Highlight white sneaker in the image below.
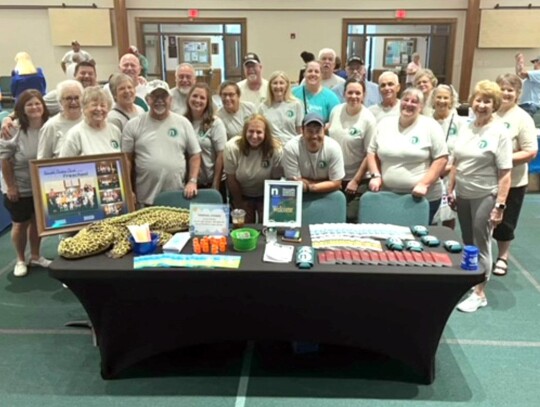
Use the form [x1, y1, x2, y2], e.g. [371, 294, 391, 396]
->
[29, 257, 52, 268]
[14, 261, 28, 277]
[457, 292, 488, 313]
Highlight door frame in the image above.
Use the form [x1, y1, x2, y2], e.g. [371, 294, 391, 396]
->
[135, 17, 247, 82]
[342, 18, 456, 87]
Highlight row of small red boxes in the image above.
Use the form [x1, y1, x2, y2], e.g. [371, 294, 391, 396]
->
[318, 250, 453, 267]
[193, 236, 228, 254]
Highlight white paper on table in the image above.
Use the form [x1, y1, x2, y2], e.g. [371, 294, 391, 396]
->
[127, 224, 151, 242]
[263, 242, 295, 263]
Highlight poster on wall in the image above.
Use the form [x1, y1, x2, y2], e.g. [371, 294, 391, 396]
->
[178, 36, 211, 67]
[29, 153, 135, 236]
[383, 38, 416, 67]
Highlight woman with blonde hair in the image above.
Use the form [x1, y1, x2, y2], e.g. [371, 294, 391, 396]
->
[258, 71, 304, 145]
[450, 80, 512, 312]
[10, 52, 46, 100]
[414, 68, 438, 116]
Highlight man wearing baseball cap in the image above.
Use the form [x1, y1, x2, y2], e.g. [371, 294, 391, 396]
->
[237, 52, 268, 108]
[282, 112, 345, 194]
[515, 53, 540, 117]
[122, 80, 202, 206]
[332, 55, 382, 107]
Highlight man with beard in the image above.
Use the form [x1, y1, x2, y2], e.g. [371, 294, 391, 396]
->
[122, 80, 201, 206]
[170, 63, 196, 115]
[332, 56, 382, 107]
[368, 71, 401, 122]
[282, 112, 344, 193]
[317, 48, 345, 89]
[237, 53, 268, 108]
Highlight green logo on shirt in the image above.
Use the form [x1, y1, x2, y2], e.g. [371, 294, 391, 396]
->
[168, 128, 178, 137]
[504, 122, 510, 129]
[111, 140, 119, 149]
[349, 128, 362, 137]
[410, 136, 419, 144]
[287, 110, 295, 118]
[449, 124, 457, 135]
[478, 140, 488, 149]
[318, 160, 328, 169]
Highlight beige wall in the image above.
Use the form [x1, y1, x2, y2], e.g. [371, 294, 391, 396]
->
[0, 0, 117, 89]
[1, 0, 539, 100]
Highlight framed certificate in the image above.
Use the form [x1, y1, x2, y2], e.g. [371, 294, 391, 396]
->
[263, 180, 303, 228]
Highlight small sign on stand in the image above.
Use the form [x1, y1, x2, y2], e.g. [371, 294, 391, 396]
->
[189, 204, 230, 236]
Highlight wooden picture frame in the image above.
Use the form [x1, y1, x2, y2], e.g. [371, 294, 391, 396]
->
[383, 38, 417, 67]
[30, 153, 135, 237]
[178, 36, 212, 68]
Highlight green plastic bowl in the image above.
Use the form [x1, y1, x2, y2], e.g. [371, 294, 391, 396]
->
[230, 228, 260, 252]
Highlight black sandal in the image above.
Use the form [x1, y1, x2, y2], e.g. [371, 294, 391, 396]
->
[493, 258, 508, 276]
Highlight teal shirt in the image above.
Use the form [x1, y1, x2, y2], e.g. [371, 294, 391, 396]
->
[292, 85, 340, 123]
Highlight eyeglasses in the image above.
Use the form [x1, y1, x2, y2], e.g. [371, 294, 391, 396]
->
[62, 96, 80, 102]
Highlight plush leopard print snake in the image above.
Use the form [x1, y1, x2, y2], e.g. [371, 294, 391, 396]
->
[58, 206, 190, 259]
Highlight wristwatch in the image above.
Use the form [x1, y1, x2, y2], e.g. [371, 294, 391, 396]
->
[494, 202, 506, 210]
[187, 178, 197, 184]
[370, 173, 381, 179]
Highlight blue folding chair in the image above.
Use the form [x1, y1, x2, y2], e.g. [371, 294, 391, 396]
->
[359, 191, 429, 226]
[153, 189, 223, 209]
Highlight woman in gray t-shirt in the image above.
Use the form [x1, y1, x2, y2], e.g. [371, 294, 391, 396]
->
[0, 89, 52, 277]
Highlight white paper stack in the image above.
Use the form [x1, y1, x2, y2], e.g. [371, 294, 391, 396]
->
[263, 242, 294, 263]
[162, 232, 191, 253]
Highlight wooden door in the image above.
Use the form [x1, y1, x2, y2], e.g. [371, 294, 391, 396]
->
[224, 35, 242, 82]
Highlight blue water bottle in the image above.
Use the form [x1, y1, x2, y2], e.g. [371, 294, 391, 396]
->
[461, 245, 479, 270]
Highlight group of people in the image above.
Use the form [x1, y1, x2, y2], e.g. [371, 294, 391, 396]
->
[0, 46, 538, 316]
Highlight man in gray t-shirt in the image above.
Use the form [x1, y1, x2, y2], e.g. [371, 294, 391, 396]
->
[122, 80, 201, 206]
[282, 112, 345, 194]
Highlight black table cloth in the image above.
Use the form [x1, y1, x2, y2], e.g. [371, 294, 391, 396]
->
[49, 226, 484, 382]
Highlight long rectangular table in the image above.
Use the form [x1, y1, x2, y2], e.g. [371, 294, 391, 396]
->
[49, 226, 484, 383]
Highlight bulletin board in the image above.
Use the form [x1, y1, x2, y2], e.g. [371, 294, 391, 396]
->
[178, 37, 212, 68]
[479, 10, 540, 48]
[48, 8, 113, 46]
